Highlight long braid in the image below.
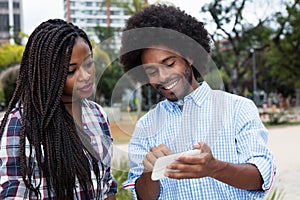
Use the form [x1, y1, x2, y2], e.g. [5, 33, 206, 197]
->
[0, 19, 101, 199]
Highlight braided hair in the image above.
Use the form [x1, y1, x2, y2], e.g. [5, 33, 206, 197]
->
[0, 19, 101, 199]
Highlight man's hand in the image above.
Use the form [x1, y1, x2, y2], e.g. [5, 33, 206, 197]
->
[164, 142, 217, 179]
[143, 144, 173, 172]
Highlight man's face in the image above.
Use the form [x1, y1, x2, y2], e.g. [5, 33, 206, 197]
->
[141, 47, 199, 101]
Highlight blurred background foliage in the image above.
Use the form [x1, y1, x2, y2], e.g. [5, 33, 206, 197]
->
[0, 0, 299, 111]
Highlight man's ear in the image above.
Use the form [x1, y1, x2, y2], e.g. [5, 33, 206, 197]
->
[186, 57, 193, 67]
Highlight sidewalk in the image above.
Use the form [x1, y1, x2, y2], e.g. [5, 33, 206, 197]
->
[267, 125, 300, 199]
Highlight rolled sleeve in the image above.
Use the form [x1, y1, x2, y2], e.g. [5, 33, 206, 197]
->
[122, 172, 139, 200]
[248, 156, 276, 191]
[235, 100, 277, 198]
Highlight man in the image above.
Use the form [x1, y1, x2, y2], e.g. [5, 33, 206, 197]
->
[119, 4, 276, 200]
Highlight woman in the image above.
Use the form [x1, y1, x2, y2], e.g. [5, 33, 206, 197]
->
[0, 19, 117, 199]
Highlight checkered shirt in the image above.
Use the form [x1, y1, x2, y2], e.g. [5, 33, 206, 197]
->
[123, 82, 276, 200]
[0, 99, 117, 199]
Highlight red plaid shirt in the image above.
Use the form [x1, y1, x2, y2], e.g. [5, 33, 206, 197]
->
[0, 99, 117, 199]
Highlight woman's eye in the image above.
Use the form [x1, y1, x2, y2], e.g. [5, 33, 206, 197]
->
[84, 60, 94, 68]
[67, 70, 76, 75]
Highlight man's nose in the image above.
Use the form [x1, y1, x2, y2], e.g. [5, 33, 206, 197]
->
[158, 66, 171, 83]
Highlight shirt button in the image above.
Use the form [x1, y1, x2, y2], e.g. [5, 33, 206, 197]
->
[178, 99, 184, 106]
[83, 125, 87, 129]
[91, 140, 96, 145]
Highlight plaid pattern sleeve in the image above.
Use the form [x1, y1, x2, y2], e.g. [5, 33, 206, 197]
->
[0, 100, 117, 199]
[81, 99, 117, 199]
[0, 106, 29, 199]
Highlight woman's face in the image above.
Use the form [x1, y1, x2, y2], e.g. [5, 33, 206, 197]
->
[62, 37, 95, 103]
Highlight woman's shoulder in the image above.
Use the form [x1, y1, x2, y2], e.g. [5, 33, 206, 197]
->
[82, 99, 107, 118]
[0, 104, 22, 138]
[1, 104, 22, 122]
[82, 99, 102, 109]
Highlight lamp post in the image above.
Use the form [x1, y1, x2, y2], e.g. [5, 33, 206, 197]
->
[250, 48, 257, 105]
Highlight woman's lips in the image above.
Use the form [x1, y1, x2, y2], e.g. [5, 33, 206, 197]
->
[79, 83, 93, 93]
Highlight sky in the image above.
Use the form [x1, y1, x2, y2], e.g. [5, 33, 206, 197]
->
[22, 0, 284, 35]
[22, 0, 211, 35]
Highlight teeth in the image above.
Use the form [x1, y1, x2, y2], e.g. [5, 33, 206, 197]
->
[164, 80, 178, 90]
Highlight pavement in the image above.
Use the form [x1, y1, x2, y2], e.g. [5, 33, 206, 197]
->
[267, 125, 300, 200]
[113, 125, 300, 200]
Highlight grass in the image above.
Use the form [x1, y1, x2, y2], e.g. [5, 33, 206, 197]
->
[110, 112, 141, 144]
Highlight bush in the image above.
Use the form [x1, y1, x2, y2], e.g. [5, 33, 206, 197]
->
[0, 65, 19, 107]
[112, 160, 133, 200]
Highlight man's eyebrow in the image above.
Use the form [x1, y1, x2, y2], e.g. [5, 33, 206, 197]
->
[69, 54, 92, 66]
[160, 55, 176, 64]
[144, 65, 155, 70]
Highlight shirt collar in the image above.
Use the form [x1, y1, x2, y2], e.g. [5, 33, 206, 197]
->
[162, 81, 212, 112]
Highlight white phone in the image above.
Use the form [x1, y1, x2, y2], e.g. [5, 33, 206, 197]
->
[151, 149, 201, 181]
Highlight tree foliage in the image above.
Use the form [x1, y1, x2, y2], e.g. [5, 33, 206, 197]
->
[0, 44, 24, 70]
[266, 0, 300, 95]
[202, 0, 300, 100]
[93, 25, 134, 106]
[94, 0, 149, 115]
[202, 0, 275, 95]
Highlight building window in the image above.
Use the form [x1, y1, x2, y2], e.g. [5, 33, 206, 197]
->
[87, 18, 94, 23]
[86, 10, 93, 15]
[86, 2, 93, 7]
[0, 2, 8, 8]
[0, 14, 9, 32]
[14, 14, 20, 31]
[13, 2, 20, 9]
[111, 19, 121, 24]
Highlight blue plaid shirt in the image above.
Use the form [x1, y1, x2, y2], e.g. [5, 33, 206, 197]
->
[0, 99, 117, 199]
[123, 82, 276, 200]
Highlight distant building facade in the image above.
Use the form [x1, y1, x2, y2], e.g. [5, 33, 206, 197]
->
[0, 0, 23, 44]
[63, 0, 131, 45]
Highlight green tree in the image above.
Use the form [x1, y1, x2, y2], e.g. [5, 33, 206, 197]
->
[202, 0, 280, 96]
[266, 0, 300, 96]
[95, 0, 149, 118]
[93, 14, 134, 106]
[111, 0, 150, 118]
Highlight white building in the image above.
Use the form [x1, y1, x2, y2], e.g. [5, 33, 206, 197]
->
[0, 0, 23, 44]
[63, 0, 131, 44]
